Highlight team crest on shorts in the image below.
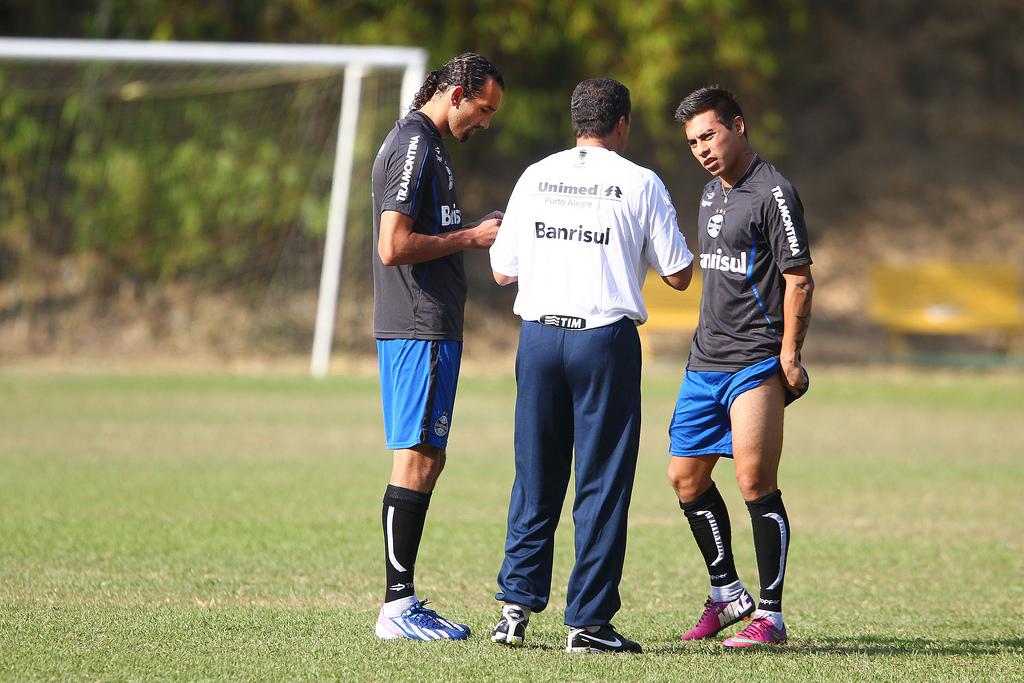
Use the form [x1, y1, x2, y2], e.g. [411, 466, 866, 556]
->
[433, 414, 450, 437]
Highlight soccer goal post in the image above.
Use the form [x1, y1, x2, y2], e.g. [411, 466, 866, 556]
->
[0, 37, 426, 377]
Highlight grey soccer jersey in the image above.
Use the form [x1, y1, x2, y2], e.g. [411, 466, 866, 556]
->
[372, 111, 465, 340]
[688, 156, 812, 371]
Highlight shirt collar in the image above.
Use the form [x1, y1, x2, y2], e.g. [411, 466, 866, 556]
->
[407, 110, 441, 137]
[720, 154, 761, 193]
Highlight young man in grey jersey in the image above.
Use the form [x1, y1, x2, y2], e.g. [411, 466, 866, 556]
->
[371, 53, 504, 641]
[667, 86, 814, 648]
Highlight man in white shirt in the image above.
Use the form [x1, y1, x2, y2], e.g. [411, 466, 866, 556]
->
[489, 78, 694, 654]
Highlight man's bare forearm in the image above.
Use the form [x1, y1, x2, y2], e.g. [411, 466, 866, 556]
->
[781, 268, 814, 362]
[380, 226, 485, 265]
[379, 211, 498, 266]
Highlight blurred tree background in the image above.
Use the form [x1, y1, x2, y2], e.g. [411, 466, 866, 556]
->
[0, 0, 1021, 361]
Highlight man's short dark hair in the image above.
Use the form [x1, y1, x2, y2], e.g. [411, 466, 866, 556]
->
[410, 53, 504, 110]
[674, 85, 745, 135]
[571, 78, 631, 139]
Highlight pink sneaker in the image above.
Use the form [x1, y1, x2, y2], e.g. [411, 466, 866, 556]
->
[680, 592, 755, 640]
[722, 616, 787, 648]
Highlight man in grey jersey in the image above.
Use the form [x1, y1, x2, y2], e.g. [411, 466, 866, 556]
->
[372, 53, 504, 641]
[666, 86, 814, 648]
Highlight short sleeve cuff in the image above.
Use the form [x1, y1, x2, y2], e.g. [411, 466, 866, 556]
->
[489, 253, 518, 277]
[380, 201, 416, 218]
[653, 250, 694, 277]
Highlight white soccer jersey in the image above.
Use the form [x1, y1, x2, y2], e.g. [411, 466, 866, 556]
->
[490, 146, 693, 329]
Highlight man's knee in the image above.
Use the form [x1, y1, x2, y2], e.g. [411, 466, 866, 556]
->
[735, 469, 777, 502]
[666, 462, 713, 502]
[392, 444, 446, 491]
[414, 444, 446, 477]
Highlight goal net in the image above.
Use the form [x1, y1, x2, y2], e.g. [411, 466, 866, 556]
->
[0, 39, 425, 375]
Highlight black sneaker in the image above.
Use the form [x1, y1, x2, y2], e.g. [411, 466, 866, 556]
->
[566, 624, 642, 653]
[491, 604, 529, 646]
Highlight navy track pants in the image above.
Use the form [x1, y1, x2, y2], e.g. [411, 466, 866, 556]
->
[496, 318, 642, 627]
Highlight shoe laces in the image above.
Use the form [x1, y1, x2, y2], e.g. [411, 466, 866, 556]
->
[503, 606, 527, 623]
[581, 623, 619, 636]
[735, 616, 774, 638]
[694, 596, 718, 625]
[403, 599, 446, 628]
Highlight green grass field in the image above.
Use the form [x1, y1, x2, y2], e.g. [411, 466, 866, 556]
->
[1, 365, 1022, 681]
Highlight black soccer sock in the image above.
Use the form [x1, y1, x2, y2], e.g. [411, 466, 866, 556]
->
[679, 482, 739, 588]
[381, 484, 431, 604]
[746, 489, 790, 612]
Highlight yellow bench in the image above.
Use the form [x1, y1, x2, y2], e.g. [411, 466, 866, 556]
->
[868, 262, 1024, 353]
[638, 268, 702, 355]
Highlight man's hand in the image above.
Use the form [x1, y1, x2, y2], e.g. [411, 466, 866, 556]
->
[778, 353, 808, 395]
[464, 210, 503, 248]
[469, 216, 501, 249]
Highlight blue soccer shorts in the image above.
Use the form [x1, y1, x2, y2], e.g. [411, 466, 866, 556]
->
[668, 356, 809, 458]
[377, 338, 462, 451]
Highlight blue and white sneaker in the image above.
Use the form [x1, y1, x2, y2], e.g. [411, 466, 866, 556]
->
[375, 599, 471, 641]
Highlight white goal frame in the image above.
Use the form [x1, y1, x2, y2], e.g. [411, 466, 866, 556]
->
[0, 37, 427, 377]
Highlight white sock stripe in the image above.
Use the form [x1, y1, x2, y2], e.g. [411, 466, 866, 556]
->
[385, 506, 408, 573]
[762, 512, 788, 590]
[697, 510, 726, 567]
